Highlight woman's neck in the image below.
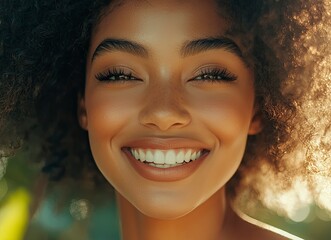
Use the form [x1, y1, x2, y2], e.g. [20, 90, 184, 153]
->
[115, 188, 227, 240]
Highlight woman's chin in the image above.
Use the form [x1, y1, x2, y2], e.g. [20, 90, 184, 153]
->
[120, 191, 200, 220]
[134, 201, 196, 220]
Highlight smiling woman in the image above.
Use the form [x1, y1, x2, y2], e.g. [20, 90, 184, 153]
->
[0, 0, 330, 239]
[81, 0, 259, 228]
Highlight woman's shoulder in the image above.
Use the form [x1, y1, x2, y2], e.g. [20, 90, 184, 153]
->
[222, 204, 297, 240]
[230, 216, 291, 240]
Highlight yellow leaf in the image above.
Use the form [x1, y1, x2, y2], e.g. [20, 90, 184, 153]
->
[0, 188, 31, 240]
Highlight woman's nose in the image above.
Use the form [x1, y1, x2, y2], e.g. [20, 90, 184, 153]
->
[138, 85, 191, 131]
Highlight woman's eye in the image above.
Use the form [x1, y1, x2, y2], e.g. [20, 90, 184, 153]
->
[191, 68, 237, 82]
[95, 68, 142, 82]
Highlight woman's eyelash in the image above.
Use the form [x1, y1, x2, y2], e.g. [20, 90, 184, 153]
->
[95, 68, 139, 82]
[192, 68, 237, 82]
[95, 67, 237, 83]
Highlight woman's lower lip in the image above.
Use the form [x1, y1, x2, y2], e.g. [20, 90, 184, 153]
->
[122, 148, 208, 182]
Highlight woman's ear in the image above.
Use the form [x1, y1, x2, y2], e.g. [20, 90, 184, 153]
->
[77, 94, 88, 130]
[248, 105, 263, 135]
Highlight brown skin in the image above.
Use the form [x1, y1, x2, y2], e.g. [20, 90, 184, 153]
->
[79, 0, 286, 239]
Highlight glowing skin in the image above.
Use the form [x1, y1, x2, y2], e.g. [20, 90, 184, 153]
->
[79, 0, 284, 239]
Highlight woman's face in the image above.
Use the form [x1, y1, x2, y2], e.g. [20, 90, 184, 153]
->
[81, 0, 261, 219]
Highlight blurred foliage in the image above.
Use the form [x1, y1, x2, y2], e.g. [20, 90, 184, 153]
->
[0, 188, 30, 240]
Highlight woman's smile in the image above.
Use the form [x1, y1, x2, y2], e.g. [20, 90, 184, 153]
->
[121, 137, 211, 181]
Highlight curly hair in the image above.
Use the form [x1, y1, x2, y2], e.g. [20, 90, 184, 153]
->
[0, 0, 328, 208]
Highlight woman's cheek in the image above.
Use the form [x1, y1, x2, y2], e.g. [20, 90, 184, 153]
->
[85, 87, 139, 138]
[193, 93, 252, 142]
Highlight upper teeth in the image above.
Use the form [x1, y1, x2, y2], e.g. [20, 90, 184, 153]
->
[129, 148, 203, 165]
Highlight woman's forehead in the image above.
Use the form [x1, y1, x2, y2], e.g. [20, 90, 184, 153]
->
[90, 0, 231, 57]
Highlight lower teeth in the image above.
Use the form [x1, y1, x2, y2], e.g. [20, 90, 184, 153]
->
[146, 162, 187, 168]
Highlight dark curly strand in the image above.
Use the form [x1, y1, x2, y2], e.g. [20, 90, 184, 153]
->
[0, 0, 326, 198]
[0, 0, 111, 183]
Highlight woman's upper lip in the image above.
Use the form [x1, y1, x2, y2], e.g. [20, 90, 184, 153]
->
[123, 137, 210, 150]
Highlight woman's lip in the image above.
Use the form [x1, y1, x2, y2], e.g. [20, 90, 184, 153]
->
[122, 148, 209, 182]
[123, 137, 210, 150]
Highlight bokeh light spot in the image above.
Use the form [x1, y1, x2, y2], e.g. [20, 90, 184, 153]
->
[288, 205, 311, 222]
[69, 199, 90, 220]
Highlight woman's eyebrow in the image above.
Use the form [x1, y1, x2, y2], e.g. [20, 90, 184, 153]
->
[180, 37, 243, 59]
[91, 38, 149, 61]
[91, 36, 244, 62]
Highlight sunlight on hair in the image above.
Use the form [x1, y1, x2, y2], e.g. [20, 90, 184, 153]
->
[240, 145, 314, 219]
[299, 0, 331, 215]
[310, 176, 331, 213]
[262, 173, 312, 220]
[256, 0, 331, 218]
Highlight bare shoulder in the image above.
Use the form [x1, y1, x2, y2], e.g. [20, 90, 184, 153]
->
[222, 205, 295, 240]
[234, 216, 290, 240]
